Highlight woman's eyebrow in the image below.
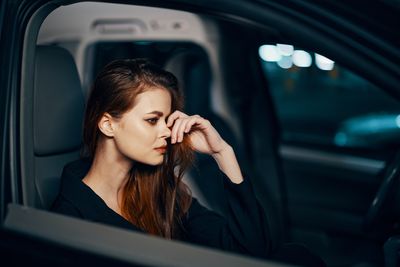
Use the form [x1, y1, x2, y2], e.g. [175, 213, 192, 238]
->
[146, 111, 163, 116]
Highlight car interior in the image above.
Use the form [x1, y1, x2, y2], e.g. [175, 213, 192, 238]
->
[30, 45, 85, 210]
[2, 1, 400, 266]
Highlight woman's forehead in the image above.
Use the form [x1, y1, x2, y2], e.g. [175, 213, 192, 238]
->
[131, 88, 172, 115]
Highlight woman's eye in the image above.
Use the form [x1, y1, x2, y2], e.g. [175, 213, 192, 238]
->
[146, 118, 159, 125]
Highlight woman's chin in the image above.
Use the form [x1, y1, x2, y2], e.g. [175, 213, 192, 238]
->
[129, 153, 165, 166]
[144, 156, 165, 166]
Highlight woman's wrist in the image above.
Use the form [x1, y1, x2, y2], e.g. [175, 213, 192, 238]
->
[211, 141, 231, 157]
[212, 142, 244, 184]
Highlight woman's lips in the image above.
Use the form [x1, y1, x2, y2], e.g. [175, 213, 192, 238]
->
[154, 146, 167, 153]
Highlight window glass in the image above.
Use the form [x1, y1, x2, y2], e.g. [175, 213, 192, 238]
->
[259, 44, 400, 149]
[83, 41, 206, 91]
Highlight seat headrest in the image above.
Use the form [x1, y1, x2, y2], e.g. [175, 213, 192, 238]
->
[34, 45, 85, 156]
[164, 49, 211, 115]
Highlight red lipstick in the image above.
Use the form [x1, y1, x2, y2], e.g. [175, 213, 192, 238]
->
[154, 146, 167, 154]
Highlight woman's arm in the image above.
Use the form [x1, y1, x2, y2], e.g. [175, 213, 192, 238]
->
[167, 111, 269, 258]
[184, 173, 270, 259]
[211, 144, 243, 184]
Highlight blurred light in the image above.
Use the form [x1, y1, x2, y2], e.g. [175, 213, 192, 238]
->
[334, 132, 347, 146]
[396, 115, 400, 128]
[315, 53, 335, 70]
[277, 56, 293, 69]
[277, 44, 294, 56]
[293, 50, 312, 67]
[259, 45, 282, 62]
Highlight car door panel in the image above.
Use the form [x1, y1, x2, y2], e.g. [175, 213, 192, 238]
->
[281, 144, 384, 230]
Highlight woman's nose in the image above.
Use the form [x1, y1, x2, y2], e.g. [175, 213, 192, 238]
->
[160, 123, 171, 139]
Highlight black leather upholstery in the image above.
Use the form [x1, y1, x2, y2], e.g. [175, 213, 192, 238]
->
[34, 46, 84, 156]
[33, 45, 84, 208]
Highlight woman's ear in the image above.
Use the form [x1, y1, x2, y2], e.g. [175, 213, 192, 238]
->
[98, 112, 115, 137]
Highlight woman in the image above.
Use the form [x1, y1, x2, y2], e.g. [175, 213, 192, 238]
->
[51, 59, 325, 266]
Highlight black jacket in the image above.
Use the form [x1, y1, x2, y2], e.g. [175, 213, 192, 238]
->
[51, 158, 269, 258]
[51, 158, 326, 266]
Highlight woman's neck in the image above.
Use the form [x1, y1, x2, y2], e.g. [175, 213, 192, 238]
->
[83, 142, 132, 214]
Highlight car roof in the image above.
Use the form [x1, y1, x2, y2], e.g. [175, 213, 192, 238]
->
[141, 0, 399, 46]
[254, 0, 400, 46]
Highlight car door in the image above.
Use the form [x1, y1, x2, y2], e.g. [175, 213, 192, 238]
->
[0, 0, 30, 222]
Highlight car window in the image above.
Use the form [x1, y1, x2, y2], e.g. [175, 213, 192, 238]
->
[258, 43, 400, 150]
[83, 41, 207, 92]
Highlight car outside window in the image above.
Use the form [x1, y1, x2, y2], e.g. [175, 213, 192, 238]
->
[83, 41, 207, 92]
[258, 44, 400, 149]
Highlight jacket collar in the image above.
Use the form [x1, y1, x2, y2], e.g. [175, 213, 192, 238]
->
[59, 158, 143, 232]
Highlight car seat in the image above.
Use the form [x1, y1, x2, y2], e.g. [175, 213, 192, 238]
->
[28, 45, 85, 209]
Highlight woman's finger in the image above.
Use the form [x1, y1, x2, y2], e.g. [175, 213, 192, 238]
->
[177, 117, 197, 142]
[170, 118, 184, 143]
[166, 110, 188, 127]
[176, 118, 189, 142]
[184, 117, 202, 133]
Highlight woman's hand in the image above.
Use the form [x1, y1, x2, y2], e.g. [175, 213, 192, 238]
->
[167, 110, 243, 183]
[166, 111, 229, 155]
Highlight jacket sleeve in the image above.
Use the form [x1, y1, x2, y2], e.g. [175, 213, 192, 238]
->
[184, 172, 270, 259]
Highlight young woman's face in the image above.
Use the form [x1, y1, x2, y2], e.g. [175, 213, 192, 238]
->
[112, 87, 172, 166]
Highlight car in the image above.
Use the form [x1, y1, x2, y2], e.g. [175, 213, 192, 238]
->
[1, 0, 400, 266]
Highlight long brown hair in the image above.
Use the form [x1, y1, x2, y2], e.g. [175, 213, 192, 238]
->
[83, 59, 193, 239]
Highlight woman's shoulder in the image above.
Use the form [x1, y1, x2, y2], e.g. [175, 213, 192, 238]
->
[51, 195, 83, 218]
[62, 157, 92, 179]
